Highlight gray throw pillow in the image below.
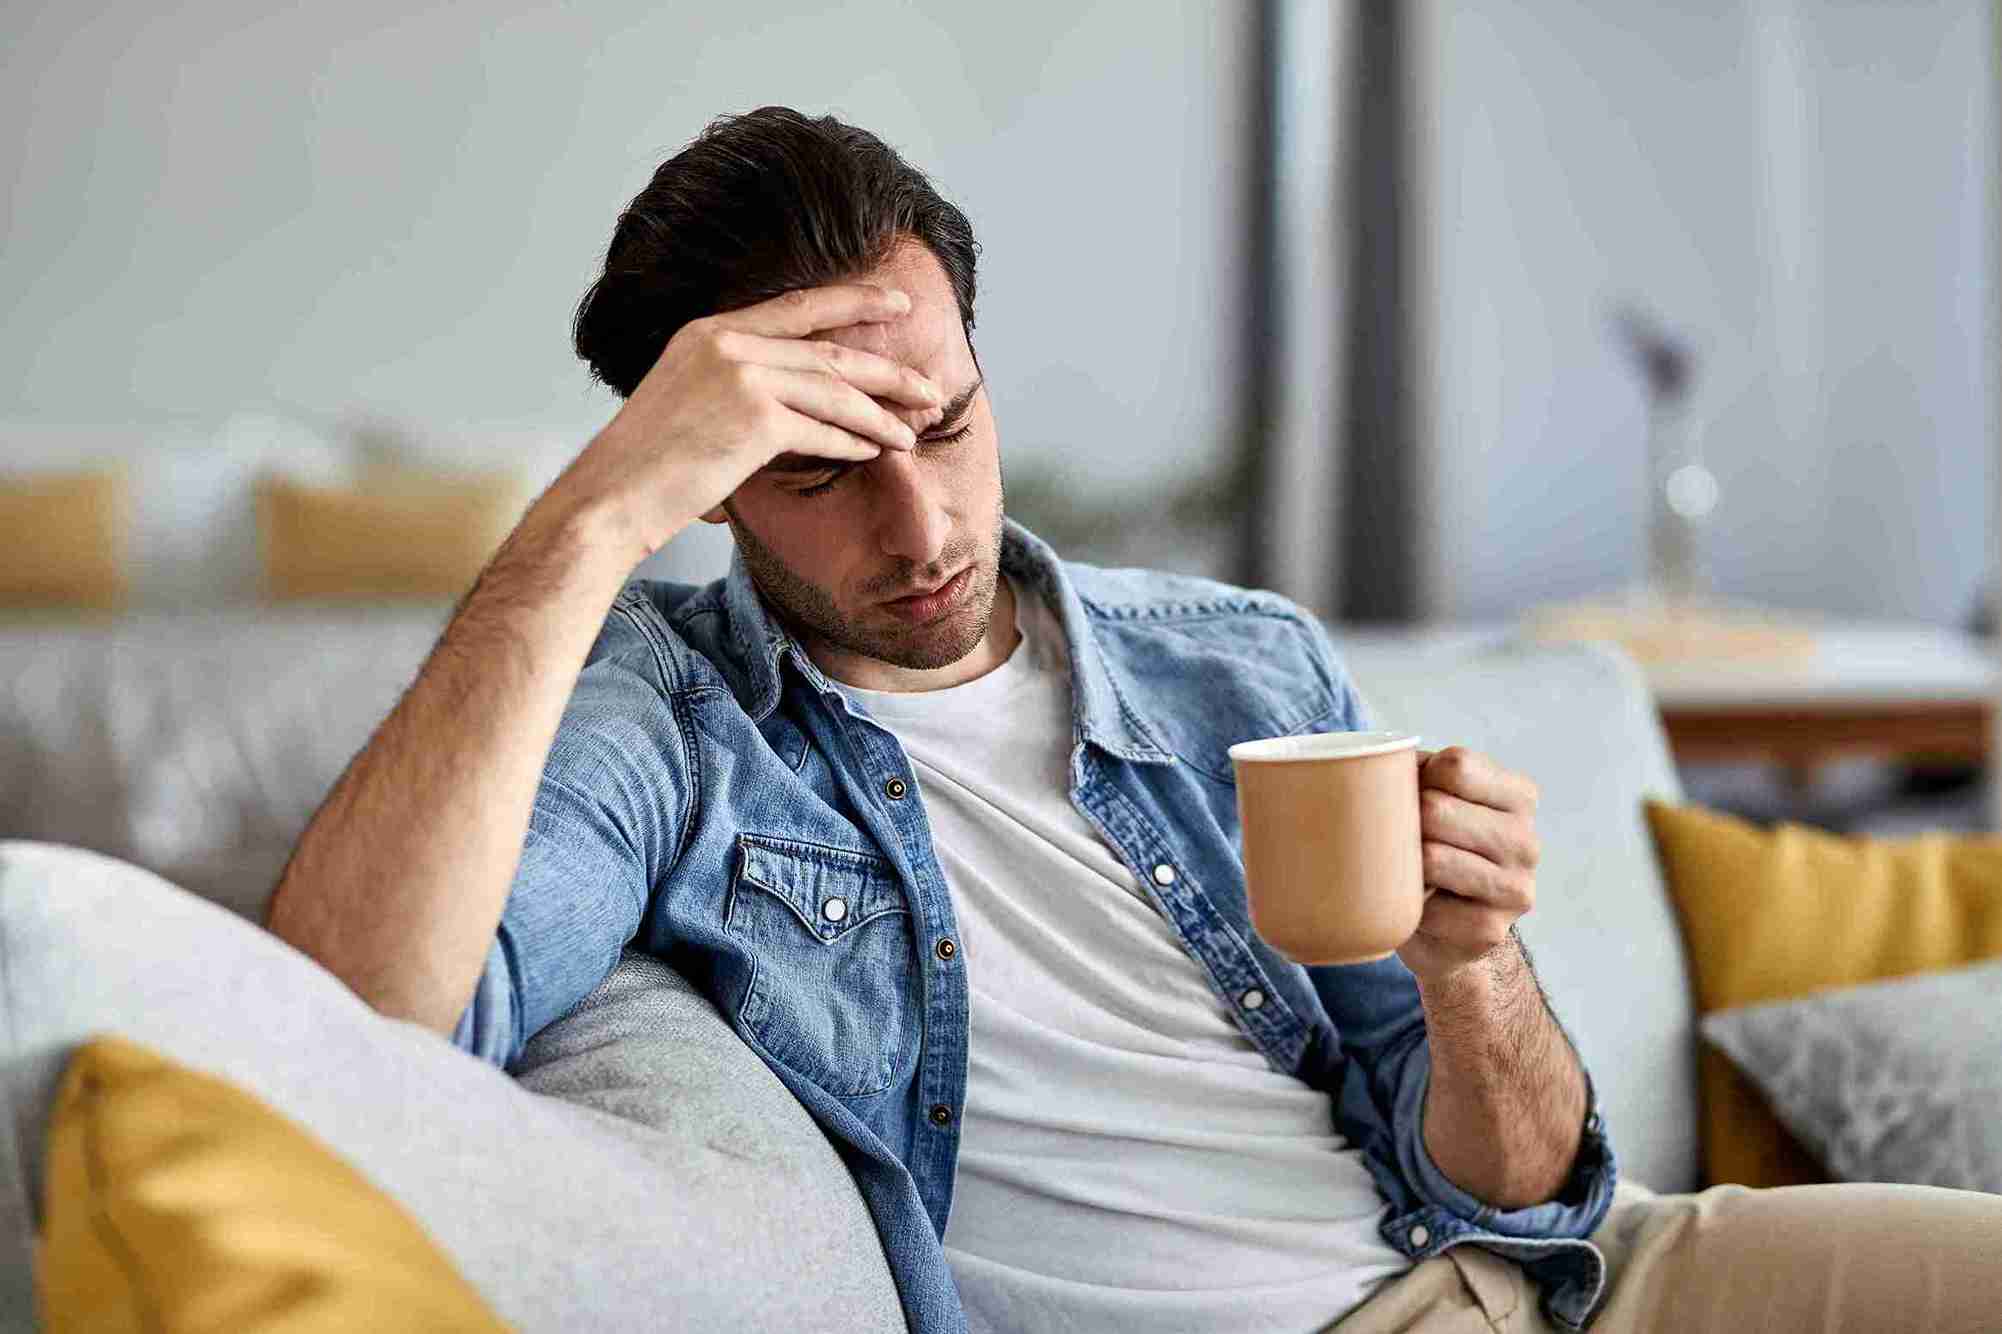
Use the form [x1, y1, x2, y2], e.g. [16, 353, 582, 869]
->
[1700, 959, 2002, 1193]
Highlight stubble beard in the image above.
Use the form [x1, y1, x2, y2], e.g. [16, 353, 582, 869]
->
[727, 494, 1008, 672]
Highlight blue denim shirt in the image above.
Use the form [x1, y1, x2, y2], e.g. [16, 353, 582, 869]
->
[452, 517, 1619, 1332]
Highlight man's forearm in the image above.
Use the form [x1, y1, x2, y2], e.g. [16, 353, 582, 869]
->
[1415, 930, 1587, 1210]
[263, 493, 643, 1035]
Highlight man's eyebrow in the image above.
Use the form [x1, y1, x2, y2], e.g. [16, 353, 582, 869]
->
[925, 374, 984, 430]
[762, 374, 985, 475]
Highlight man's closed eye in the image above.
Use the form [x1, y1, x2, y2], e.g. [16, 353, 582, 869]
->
[794, 419, 976, 498]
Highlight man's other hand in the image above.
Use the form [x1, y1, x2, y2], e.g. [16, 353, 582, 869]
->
[1396, 746, 1541, 985]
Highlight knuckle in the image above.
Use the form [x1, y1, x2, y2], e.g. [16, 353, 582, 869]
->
[748, 397, 784, 433]
[778, 288, 810, 311]
[1419, 788, 1453, 821]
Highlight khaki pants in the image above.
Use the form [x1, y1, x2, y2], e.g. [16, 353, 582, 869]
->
[1327, 1178, 2002, 1333]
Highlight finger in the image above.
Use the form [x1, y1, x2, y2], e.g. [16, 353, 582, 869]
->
[756, 364, 919, 455]
[730, 331, 947, 412]
[768, 411, 888, 468]
[1420, 746, 1540, 814]
[710, 283, 914, 340]
[1418, 786, 1540, 868]
[1410, 889, 1518, 956]
[1421, 840, 1535, 914]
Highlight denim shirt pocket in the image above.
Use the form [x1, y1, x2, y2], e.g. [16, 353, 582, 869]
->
[725, 832, 923, 1099]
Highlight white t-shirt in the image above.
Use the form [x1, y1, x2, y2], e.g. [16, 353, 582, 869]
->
[831, 577, 1411, 1334]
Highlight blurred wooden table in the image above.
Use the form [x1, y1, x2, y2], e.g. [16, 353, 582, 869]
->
[1646, 626, 1997, 768]
[1334, 621, 1999, 769]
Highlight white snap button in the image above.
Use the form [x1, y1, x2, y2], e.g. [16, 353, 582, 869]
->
[822, 897, 848, 922]
[1152, 863, 1177, 886]
[1409, 1224, 1430, 1248]
[1240, 988, 1265, 1011]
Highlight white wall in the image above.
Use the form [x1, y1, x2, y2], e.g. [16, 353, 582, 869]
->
[1415, 0, 1997, 625]
[1, 1, 1254, 584]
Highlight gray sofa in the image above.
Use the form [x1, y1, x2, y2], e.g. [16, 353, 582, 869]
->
[0, 608, 1693, 1330]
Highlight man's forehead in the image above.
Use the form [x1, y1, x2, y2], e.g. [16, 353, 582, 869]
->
[818, 235, 965, 371]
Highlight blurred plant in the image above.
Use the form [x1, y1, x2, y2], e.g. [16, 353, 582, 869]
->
[1000, 431, 1259, 575]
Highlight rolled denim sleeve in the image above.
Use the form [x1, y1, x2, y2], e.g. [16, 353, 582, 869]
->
[1392, 1039, 1619, 1236]
[451, 600, 692, 1071]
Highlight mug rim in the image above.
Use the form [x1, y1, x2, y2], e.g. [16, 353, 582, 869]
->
[1227, 730, 1422, 764]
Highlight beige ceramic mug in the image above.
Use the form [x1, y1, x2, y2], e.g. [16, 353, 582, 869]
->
[1227, 730, 1428, 965]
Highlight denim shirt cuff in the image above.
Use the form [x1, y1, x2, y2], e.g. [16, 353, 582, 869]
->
[1395, 1042, 1620, 1240]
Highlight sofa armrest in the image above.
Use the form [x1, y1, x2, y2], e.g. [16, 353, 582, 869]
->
[0, 841, 900, 1331]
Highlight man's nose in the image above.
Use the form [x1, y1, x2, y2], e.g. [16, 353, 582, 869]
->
[871, 449, 951, 569]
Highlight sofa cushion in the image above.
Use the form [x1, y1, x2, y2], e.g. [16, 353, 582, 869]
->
[1645, 799, 2002, 1189]
[253, 467, 528, 603]
[1701, 958, 2002, 1193]
[0, 840, 903, 1332]
[38, 1034, 508, 1332]
[512, 948, 832, 1174]
[0, 467, 130, 611]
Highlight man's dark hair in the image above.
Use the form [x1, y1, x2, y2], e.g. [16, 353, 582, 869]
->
[572, 105, 982, 399]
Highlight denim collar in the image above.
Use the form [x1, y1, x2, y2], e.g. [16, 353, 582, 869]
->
[721, 516, 1173, 764]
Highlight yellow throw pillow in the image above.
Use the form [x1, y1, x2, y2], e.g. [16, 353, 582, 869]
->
[1644, 799, 2002, 1189]
[0, 466, 130, 610]
[36, 1034, 509, 1333]
[254, 466, 527, 602]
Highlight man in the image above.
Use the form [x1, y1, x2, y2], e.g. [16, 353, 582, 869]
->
[266, 106, 2002, 1333]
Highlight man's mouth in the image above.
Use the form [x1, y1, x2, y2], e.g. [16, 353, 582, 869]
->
[883, 569, 962, 602]
[880, 566, 973, 622]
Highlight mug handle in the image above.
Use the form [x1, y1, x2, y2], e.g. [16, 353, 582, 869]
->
[1416, 748, 1440, 906]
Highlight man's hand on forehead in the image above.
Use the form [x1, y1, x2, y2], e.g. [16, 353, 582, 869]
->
[553, 281, 954, 562]
[761, 371, 983, 477]
[821, 314, 948, 413]
[757, 294, 979, 481]
[819, 315, 898, 356]
[740, 303, 950, 478]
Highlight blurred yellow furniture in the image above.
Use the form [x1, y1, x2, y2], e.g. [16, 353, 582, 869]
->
[1644, 798, 2002, 1188]
[0, 466, 130, 610]
[254, 464, 528, 602]
[37, 1034, 507, 1333]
